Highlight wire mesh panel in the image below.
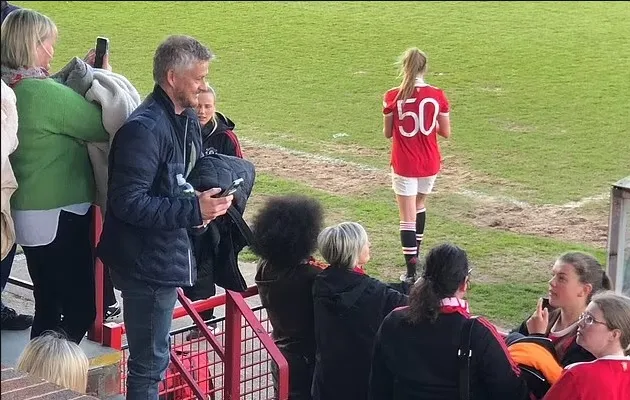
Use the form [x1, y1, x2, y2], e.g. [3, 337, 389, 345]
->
[240, 307, 275, 399]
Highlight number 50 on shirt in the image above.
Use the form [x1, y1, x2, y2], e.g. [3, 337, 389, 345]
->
[396, 97, 441, 137]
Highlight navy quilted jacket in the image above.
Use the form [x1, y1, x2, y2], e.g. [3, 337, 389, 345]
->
[97, 85, 203, 287]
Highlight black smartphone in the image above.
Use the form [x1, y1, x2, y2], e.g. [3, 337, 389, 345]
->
[541, 297, 551, 310]
[94, 36, 109, 69]
[217, 178, 244, 197]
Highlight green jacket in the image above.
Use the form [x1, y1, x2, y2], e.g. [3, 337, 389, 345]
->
[10, 78, 108, 210]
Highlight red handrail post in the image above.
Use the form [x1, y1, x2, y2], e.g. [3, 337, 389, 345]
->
[224, 290, 242, 399]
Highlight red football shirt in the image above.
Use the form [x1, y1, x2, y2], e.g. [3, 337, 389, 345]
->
[543, 356, 630, 400]
[383, 80, 450, 177]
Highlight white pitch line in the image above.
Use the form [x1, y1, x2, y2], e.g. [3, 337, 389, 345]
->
[241, 138, 609, 209]
[559, 192, 609, 209]
[241, 138, 382, 172]
[457, 189, 530, 208]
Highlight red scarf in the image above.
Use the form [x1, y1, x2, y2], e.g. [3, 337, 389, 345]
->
[440, 297, 471, 317]
[394, 297, 471, 315]
[307, 256, 367, 275]
[1, 66, 49, 88]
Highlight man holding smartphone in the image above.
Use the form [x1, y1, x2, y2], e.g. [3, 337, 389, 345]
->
[97, 35, 232, 399]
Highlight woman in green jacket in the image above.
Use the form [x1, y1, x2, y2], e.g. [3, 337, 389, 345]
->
[1, 9, 108, 343]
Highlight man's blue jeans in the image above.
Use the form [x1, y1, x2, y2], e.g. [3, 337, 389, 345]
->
[110, 268, 178, 400]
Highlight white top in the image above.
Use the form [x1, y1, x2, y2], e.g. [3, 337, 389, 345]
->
[13, 203, 91, 247]
[549, 318, 579, 339]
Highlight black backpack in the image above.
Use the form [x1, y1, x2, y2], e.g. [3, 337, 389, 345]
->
[506, 334, 561, 399]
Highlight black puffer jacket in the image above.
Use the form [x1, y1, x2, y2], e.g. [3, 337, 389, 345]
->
[183, 154, 255, 298]
[201, 112, 243, 158]
[98, 85, 203, 287]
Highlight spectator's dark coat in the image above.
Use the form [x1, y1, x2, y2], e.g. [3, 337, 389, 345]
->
[0, 1, 20, 24]
[255, 260, 323, 399]
[311, 267, 407, 400]
[369, 308, 529, 400]
[201, 112, 243, 158]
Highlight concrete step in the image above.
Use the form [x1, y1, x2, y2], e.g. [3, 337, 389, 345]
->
[1, 364, 99, 399]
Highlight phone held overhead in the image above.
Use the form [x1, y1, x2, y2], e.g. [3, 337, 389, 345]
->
[94, 36, 109, 69]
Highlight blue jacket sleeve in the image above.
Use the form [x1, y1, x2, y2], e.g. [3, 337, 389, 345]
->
[107, 121, 203, 229]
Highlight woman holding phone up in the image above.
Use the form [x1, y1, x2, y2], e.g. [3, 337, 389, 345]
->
[1, 9, 109, 343]
[383, 47, 451, 284]
[514, 252, 612, 366]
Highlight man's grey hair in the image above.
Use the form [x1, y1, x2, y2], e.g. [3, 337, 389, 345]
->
[153, 35, 214, 85]
[318, 222, 368, 270]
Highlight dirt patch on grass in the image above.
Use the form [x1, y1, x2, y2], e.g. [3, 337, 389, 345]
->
[242, 140, 609, 248]
[244, 144, 388, 196]
[430, 152, 607, 248]
[469, 202, 607, 246]
[438, 155, 609, 247]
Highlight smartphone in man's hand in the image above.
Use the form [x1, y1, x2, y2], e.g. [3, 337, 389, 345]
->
[94, 36, 109, 69]
[216, 178, 244, 198]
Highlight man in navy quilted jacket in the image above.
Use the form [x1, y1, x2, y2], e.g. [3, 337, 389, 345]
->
[98, 35, 233, 400]
[0, 1, 20, 24]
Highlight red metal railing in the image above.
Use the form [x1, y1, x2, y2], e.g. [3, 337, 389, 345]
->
[110, 289, 288, 399]
[89, 207, 289, 399]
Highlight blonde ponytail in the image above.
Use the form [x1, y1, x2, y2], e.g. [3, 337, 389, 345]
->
[395, 47, 428, 102]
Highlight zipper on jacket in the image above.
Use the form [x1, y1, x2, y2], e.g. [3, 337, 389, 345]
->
[183, 116, 193, 286]
[188, 247, 193, 286]
[183, 117, 189, 176]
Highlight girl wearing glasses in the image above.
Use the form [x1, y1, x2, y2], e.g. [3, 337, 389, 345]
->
[543, 292, 630, 400]
[369, 243, 528, 400]
[515, 252, 612, 366]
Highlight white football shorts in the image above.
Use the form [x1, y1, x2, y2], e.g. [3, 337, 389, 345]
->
[391, 170, 437, 196]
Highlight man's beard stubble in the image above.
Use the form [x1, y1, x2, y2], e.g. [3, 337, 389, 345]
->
[175, 88, 198, 109]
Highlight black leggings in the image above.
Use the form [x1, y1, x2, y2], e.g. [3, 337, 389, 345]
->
[23, 209, 96, 344]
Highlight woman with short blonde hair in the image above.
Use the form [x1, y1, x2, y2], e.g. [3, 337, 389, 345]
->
[0, 8, 57, 70]
[17, 331, 89, 393]
[312, 221, 408, 400]
[317, 221, 369, 271]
